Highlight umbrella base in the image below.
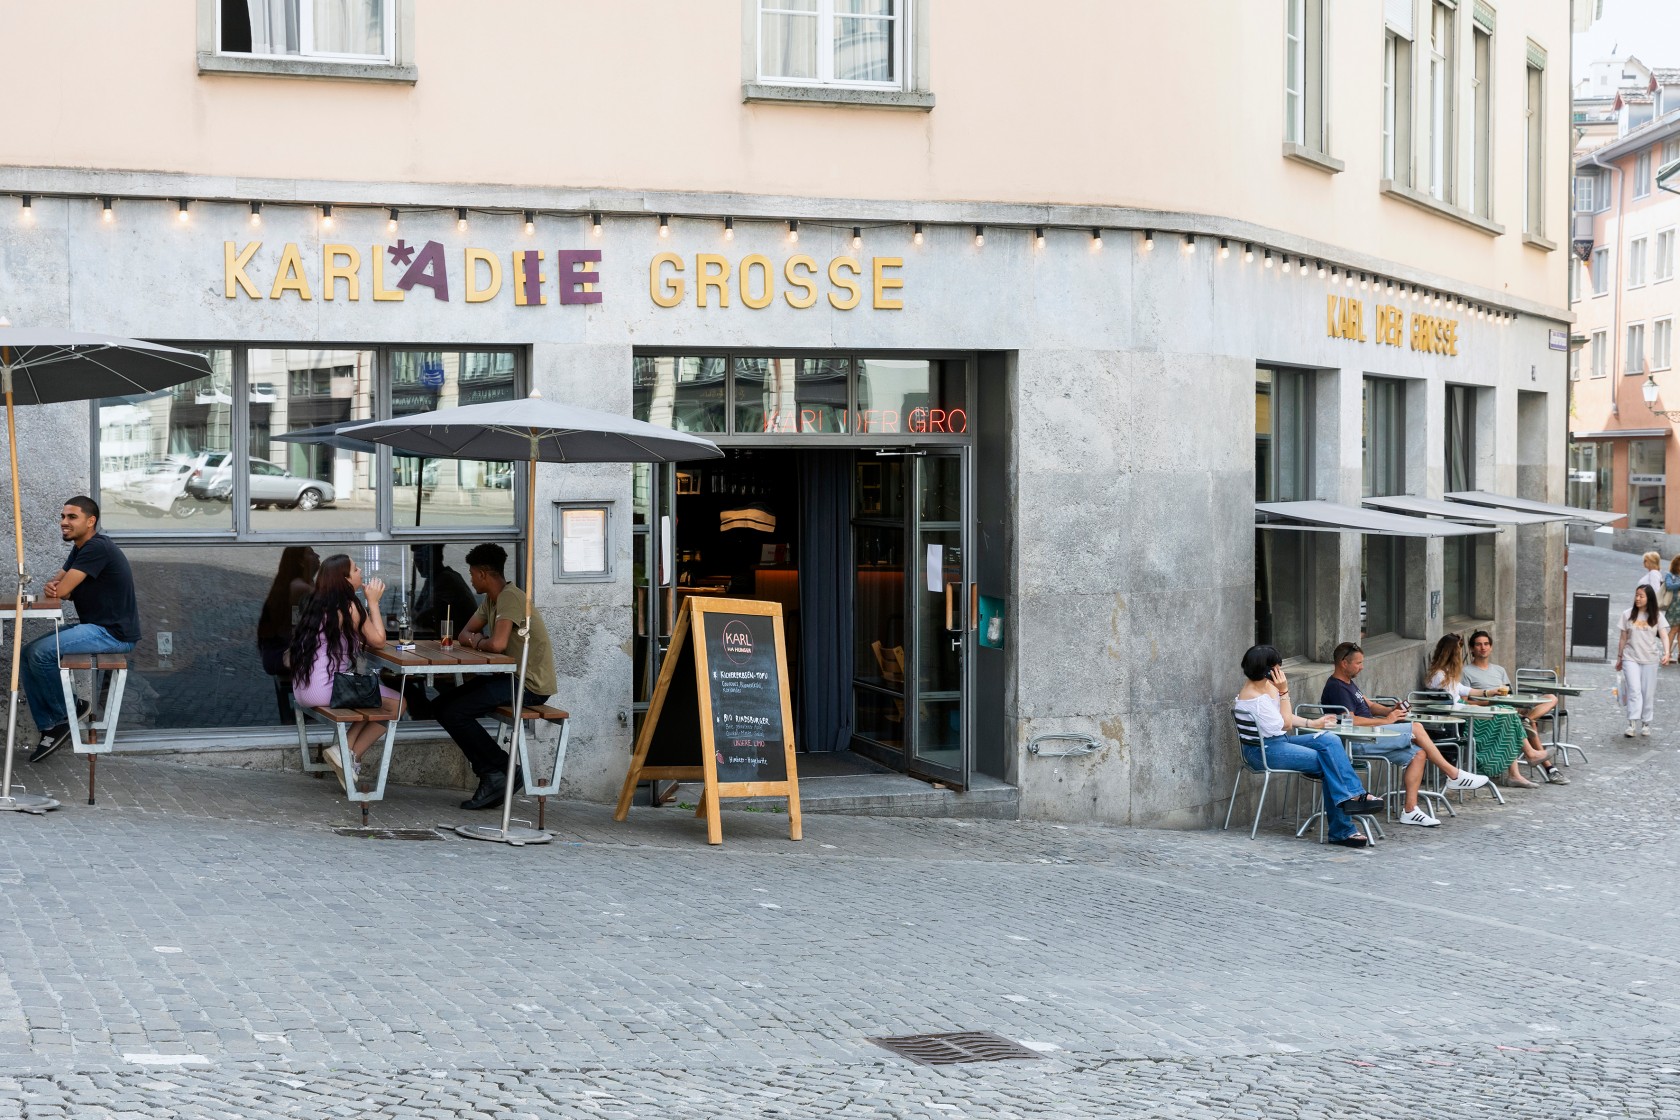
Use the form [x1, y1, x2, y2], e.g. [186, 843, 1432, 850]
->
[0, 792, 59, 814]
[454, 823, 551, 846]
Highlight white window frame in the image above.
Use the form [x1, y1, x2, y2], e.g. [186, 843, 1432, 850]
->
[1574, 173, 1595, 213]
[1629, 237, 1649, 289]
[1384, 30, 1413, 184]
[1635, 150, 1653, 199]
[1524, 61, 1544, 234]
[1592, 329, 1609, 377]
[216, 0, 396, 63]
[1284, 0, 1327, 152]
[1427, 1, 1457, 203]
[1656, 318, 1674, 372]
[1657, 227, 1676, 283]
[1592, 246, 1610, 296]
[756, 0, 904, 90]
[1627, 322, 1647, 375]
[1471, 24, 1493, 220]
[1665, 138, 1680, 165]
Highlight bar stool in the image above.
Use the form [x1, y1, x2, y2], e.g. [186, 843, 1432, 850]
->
[58, 652, 130, 805]
[492, 703, 570, 829]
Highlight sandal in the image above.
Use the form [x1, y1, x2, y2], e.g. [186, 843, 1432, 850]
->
[1339, 794, 1386, 814]
[1329, 834, 1371, 848]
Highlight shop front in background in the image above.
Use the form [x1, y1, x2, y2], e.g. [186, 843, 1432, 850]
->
[630, 353, 981, 789]
[85, 345, 524, 734]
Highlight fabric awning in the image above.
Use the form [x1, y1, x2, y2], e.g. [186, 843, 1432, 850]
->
[1364, 495, 1558, 525]
[1256, 500, 1493, 537]
[1572, 428, 1669, 440]
[1444, 490, 1624, 525]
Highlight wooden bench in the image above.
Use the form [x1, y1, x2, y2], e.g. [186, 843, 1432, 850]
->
[492, 703, 571, 828]
[59, 653, 131, 805]
[293, 703, 400, 825]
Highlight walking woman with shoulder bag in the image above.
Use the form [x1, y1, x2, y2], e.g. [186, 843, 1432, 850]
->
[287, 554, 403, 790]
[1617, 584, 1671, 739]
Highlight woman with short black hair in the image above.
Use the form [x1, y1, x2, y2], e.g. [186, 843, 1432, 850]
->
[1233, 644, 1384, 848]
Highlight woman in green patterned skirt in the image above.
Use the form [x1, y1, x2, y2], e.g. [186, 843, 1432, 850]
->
[1424, 633, 1543, 788]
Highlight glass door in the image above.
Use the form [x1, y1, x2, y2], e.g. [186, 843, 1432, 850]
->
[851, 450, 970, 790]
[909, 451, 969, 789]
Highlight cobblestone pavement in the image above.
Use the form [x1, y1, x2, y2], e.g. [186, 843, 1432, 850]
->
[0, 547, 1676, 1116]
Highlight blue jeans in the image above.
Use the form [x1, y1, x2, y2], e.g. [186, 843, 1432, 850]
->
[1244, 730, 1367, 840]
[22, 624, 136, 733]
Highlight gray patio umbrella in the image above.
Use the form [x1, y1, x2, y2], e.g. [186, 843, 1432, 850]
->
[342, 391, 722, 845]
[0, 324, 213, 814]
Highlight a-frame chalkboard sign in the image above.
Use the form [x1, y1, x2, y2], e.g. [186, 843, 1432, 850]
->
[613, 597, 802, 845]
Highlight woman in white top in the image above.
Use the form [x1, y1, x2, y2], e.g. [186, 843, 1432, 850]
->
[1616, 584, 1671, 737]
[1424, 633, 1537, 786]
[1234, 645, 1385, 848]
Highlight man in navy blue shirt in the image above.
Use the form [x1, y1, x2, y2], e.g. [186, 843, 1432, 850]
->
[24, 497, 140, 762]
[1321, 642, 1489, 827]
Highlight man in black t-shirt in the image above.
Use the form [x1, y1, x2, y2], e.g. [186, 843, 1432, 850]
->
[23, 497, 140, 762]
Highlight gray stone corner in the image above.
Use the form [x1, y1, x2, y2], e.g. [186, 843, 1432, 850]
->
[741, 82, 935, 111]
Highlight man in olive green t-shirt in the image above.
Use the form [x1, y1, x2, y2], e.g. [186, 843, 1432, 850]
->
[432, 542, 558, 810]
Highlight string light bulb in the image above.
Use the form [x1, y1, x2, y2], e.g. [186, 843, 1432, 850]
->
[723, 217, 735, 241]
[1283, 257, 1293, 274]
[974, 225, 985, 247]
[1264, 249, 1274, 268]
[1035, 227, 1046, 250]
[320, 204, 334, 229]
[1142, 229, 1155, 252]
[19, 195, 32, 223]
[250, 201, 263, 227]
[787, 219, 799, 243]
[912, 222, 924, 245]
[524, 210, 536, 236]
[101, 197, 114, 223]
[177, 199, 190, 222]
[658, 214, 670, 238]
[1243, 243, 1254, 263]
[591, 211, 603, 238]
[1091, 227, 1103, 248]
[456, 208, 468, 232]
[1183, 233, 1196, 254]
[386, 208, 398, 233]
[1219, 238, 1230, 259]
[1316, 260, 1326, 278]
[852, 226, 863, 249]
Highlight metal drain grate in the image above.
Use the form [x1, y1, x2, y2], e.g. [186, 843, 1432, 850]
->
[332, 827, 446, 841]
[869, 1031, 1044, 1067]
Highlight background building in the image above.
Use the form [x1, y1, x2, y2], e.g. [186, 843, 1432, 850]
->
[0, 0, 1575, 826]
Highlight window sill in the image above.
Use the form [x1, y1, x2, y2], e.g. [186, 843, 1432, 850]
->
[1523, 232, 1558, 252]
[197, 52, 418, 84]
[1379, 180, 1506, 237]
[1281, 143, 1345, 174]
[741, 82, 934, 110]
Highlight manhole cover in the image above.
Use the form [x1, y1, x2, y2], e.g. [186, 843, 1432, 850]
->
[869, 1031, 1044, 1067]
[332, 827, 446, 841]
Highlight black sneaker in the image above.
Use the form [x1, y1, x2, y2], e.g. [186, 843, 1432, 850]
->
[460, 772, 507, 810]
[28, 725, 70, 764]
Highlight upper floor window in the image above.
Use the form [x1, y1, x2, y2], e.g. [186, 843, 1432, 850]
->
[1629, 237, 1649, 288]
[1285, 0, 1327, 152]
[1635, 150, 1653, 200]
[1384, 29, 1414, 184]
[1657, 228, 1675, 283]
[759, 0, 900, 88]
[1573, 173, 1596, 214]
[219, 0, 393, 61]
[1470, 24, 1492, 219]
[1592, 246, 1610, 295]
[1426, 1, 1457, 203]
[1524, 60, 1544, 234]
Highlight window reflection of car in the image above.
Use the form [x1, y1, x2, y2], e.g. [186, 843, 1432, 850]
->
[247, 460, 336, 510]
[183, 451, 231, 500]
[117, 459, 201, 519]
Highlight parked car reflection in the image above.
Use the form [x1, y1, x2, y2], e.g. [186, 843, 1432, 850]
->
[115, 458, 201, 520]
[187, 456, 337, 511]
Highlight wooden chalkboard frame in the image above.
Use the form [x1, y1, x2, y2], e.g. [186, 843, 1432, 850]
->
[613, 597, 802, 845]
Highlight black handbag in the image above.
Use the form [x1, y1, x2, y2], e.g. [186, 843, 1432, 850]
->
[330, 655, 382, 709]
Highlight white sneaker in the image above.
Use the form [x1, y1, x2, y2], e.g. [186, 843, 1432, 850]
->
[1399, 807, 1441, 827]
[1641, 723, 1652, 737]
[1444, 773, 1490, 791]
[1625, 721, 1639, 738]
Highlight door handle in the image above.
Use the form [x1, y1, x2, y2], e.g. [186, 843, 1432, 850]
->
[944, 581, 956, 631]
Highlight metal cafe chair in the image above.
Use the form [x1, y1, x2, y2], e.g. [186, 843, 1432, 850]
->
[1224, 708, 1381, 843]
[1517, 667, 1584, 766]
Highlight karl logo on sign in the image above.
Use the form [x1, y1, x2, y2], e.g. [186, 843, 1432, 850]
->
[722, 620, 754, 663]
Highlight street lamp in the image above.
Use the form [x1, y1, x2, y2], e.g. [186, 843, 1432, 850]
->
[1641, 374, 1680, 421]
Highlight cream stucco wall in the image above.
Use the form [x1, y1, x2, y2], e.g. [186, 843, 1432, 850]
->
[1, 0, 1570, 311]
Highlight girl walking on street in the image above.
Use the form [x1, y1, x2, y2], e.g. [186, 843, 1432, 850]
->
[1617, 584, 1670, 738]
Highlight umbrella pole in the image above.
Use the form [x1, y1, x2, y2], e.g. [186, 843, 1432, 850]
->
[457, 439, 549, 845]
[0, 362, 59, 814]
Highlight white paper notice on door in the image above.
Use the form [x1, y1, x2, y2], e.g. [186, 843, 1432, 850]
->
[561, 507, 608, 574]
[926, 544, 943, 592]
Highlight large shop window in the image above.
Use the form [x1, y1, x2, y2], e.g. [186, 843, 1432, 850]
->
[1255, 366, 1314, 659]
[91, 345, 522, 734]
[634, 354, 967, 438]
[1567, 440, 1614, 512]
[1444, 384, 1490, 619]
[1362, 377, 1408, 638]
[1629, 438, 1667, 531]
[218, 0, 394, 60]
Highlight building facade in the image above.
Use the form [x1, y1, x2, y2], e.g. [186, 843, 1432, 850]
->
[0, 0, 1573, 826]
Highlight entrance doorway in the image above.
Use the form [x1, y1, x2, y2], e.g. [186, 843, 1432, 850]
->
[633, 447, 972, 789]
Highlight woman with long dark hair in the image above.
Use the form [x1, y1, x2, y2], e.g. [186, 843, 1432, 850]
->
[1616, 584, 1671, 738]
[287, 554, 402, 788]
[256, 546, 319, 722]
[1425, 632, 1536, 787]
[1234, 644, 1384, 848]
